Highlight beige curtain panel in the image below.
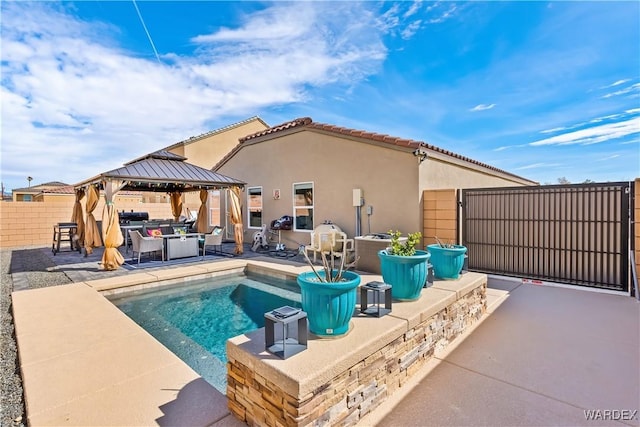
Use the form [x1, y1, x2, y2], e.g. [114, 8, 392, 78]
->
[71, 188, 85, 248]
[170, 191, 183, 222]
[230, 186, 244, 254]
[101, 203, 124, 270]
[196, 189, 209, 233]
[100, 180, 125, 271]
[83, 185, 102, 255]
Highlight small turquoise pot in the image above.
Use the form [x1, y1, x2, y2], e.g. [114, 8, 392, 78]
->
[297, 270, 361, 337]
[378, 250, 430, 301]
[426, 244, 467, 280]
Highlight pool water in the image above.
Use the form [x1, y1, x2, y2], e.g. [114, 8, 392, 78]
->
[109, 273, 301, 393]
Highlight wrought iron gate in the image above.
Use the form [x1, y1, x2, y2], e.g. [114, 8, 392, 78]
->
[461, 182, 633, 292]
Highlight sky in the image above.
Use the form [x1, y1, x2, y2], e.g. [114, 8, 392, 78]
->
[1, 1, 639, 192]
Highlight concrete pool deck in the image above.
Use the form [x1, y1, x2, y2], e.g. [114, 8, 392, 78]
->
[10, 249, 639, 426]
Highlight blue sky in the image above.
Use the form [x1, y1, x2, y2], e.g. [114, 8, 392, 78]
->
[1, 1, 638, 192]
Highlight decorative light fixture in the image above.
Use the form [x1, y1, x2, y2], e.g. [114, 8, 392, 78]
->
[413, 147, 428, 163]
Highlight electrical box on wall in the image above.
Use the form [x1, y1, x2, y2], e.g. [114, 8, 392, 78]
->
[352, 189, 364, 207]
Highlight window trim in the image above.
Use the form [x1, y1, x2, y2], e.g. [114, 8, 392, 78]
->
[247, 186, 263, 229]
[292, 181, 314, 232]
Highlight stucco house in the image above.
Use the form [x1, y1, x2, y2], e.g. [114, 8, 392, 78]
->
[212, 117, 537, 249]
[12, 181, 69, 202]
[161, 116, 269, 226]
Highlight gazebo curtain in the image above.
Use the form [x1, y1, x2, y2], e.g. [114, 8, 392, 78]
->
[83, 185, 101, 255]
[196, 189, 209, 233]
[170, 192, 183, 222]
[101, 179, 126, 271]
[71, 188, 85, 249]
[229, 186, 244, 254]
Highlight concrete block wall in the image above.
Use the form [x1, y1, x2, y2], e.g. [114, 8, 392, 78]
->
[423, 189, 458, 247]
[0, 200, 197, 249]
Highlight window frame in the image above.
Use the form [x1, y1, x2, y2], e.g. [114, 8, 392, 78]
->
[247, 186, 263, 229]
[292, 181, 314, 232]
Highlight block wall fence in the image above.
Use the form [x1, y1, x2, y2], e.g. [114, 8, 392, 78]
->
[0, 200, 200, 249]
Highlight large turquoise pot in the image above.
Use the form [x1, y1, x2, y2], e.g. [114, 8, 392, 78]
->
[297, 270, 361, 337]
[426, 244, 467, 280]
[378, 250, 430, 301]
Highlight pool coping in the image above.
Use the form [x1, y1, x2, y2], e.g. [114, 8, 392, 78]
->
[12, 258, 486, 426]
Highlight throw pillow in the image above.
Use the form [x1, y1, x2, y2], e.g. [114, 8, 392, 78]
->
[147, 229, 162, 237]
[173, 226, 187, 235]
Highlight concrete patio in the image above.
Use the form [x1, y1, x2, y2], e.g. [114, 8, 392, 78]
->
[8, 245, 639, 426]
[365, 277, 639, 426]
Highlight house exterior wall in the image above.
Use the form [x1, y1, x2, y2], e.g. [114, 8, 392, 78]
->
[169, 118, 269, 214]
[419, 153, 536, 190]
[216, 130, 421, 247]
[174, 119, 268, 169]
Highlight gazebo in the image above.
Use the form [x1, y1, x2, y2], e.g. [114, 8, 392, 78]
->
[73, 150, 246, 270]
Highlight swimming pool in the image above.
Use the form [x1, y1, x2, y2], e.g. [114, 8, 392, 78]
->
[108, 272, 301, 393]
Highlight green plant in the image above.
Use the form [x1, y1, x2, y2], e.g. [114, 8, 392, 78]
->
[435, 236, 456, 248]
[388, 230, 422, 256]
[302, 247, 356, 283]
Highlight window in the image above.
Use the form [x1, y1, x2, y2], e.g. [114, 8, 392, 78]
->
[248, 187, 263, 228]
[293, 182, 313, 231]
[208, 190, 221, 227]
[23, 195, 32, 202]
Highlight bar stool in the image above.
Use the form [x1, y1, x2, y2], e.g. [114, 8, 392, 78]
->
[52, 222, 79, 255]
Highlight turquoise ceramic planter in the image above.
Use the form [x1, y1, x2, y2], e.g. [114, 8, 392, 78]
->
[378, 250, 430, 301]
[426, 244, 467, 280]
[297, 270, 361, 337]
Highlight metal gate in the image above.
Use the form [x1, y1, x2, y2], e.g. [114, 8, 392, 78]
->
[461, 182, 633, 292]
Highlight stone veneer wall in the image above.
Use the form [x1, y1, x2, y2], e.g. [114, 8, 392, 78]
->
[227, 283, 486, 427]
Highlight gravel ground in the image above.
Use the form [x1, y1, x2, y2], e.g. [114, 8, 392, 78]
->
[1, 247, 72, 427]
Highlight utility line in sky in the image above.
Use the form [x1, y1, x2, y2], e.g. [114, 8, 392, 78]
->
[132, 0, 161, 64]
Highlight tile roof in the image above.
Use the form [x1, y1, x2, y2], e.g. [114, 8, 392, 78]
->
[223, 117, 536, 183]
[11, 181, 69, 192]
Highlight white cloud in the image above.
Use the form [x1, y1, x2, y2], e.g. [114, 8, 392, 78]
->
[529, 117, 640, 146]
[427, 4, 457, 24]
[540, 126, 568, 134]
[602, 82, 640, 98]
[597, 154, 620, 161]
[401, 20, 422, 40]
[404, 1, 423, 18]
[470, 103, 496, 112]
[515, 163, 562, 171]
[0, 2, 390, 190]
[601, 78, 630, 89]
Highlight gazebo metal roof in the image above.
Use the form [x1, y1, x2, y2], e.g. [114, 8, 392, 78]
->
[74, 151, 245, 193]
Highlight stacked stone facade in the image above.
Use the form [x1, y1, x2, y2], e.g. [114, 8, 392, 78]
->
[227, 283, 486, 426]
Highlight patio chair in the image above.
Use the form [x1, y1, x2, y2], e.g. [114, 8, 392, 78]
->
[202, 226, 224, 258]
[129, 230, 164, 264]
[305, 230, 354, 263]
